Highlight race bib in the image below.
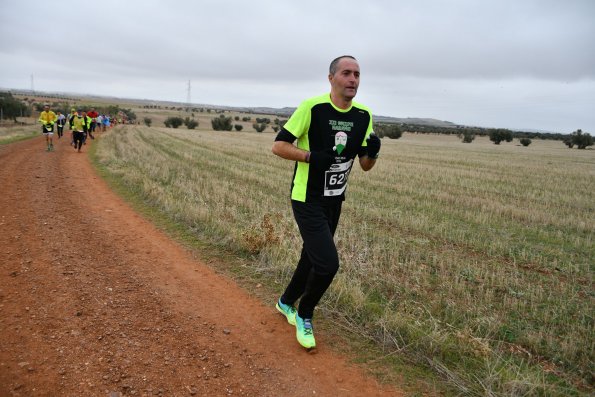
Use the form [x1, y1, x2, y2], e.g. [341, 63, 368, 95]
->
[324, 159, 354, 196]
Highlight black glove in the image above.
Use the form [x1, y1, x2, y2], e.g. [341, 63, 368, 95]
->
[366, 133, 381, 159]
[309, 149, 335, 170]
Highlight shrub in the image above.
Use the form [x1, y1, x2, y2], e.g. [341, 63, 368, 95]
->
[164, 116, 184, 128]
[459, 130, 475, 143]
[234, 124, 243, 131]
[519, 138, 532, 147]
[242, 116, 251, 122]
[253, 123, 267, 133]
[565, 129, 593, 149]
[184, 117, 199, 130]
[143, 117, 152, 127]
[489, 129, 513, 144]
[121, 108, 137, 121]
[374, 123, 402, 139]
[211, 115, 233, 131]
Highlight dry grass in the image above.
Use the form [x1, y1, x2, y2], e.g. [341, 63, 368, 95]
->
[94, 125, 594, 396]
[0, 122, 38, 144]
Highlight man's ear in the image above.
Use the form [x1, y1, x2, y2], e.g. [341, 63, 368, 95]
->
[328, 73, 333, 83]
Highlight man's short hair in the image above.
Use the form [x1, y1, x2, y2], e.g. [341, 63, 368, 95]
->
[329, 55, 357, 75]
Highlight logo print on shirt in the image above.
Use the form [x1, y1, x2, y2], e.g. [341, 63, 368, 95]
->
[333, 131, 347, 155]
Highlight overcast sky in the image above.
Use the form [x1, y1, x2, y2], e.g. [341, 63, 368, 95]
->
[1, 0, 594, 133]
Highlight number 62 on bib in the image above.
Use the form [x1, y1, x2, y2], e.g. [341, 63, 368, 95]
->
[324, 159, 354, 197]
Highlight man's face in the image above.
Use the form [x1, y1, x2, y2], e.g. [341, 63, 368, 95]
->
[329, 58, 360, 101]
[43, 106, 49, 112]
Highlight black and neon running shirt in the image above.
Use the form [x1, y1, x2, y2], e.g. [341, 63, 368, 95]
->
[276, 93, 373, 203]
[70, 115, 87, 132]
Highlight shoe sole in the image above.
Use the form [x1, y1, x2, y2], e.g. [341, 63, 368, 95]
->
[275, 303, 296, 326]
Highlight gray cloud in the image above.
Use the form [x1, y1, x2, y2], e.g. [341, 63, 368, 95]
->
[1, 0, 594, 132]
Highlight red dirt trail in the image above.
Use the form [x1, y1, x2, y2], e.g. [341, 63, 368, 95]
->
[0, 135, 404, 397]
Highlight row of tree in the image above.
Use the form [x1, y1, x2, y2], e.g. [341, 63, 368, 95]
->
[158, 115, 593, 149]
[388, 122, 592, 149]
[162, 116, 199, 129]
[4, 91, 591, 149]
[0, 92, 137, 123]
[0, 92, 31, 121]
[397, 122, 581, 142]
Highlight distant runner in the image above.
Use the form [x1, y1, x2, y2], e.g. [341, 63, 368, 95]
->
[102, 115, 110, 130]
[38, 104, 57, 151]
[70, 108, 88, 153]
[56, 111, 66, 139]
[68, 107, 77, 146]
[96, 114, 103, 132]
[81, 111, 92, 145]
[272, 55, 381, 350]
[87, 107, 98, 139]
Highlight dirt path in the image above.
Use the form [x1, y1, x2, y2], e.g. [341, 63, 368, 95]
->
[0, 135, 403, 397]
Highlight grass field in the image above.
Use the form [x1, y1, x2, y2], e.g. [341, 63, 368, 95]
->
[93, 124, 594, 396]
[0, 123, 38, 144]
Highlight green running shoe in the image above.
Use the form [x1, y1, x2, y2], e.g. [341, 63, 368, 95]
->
[295, 314, 316, 349]
[275, 299, 296, 326]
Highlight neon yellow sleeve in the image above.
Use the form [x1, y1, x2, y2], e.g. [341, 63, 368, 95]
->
[283, 100, 312, 140]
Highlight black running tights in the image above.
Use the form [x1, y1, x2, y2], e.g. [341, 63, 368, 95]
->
[281, 200, 342, 319]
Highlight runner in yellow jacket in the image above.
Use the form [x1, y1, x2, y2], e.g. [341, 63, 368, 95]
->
[38, 104, 57, 151]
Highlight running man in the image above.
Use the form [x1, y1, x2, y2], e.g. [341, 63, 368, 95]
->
[102, 114, 110, 130]
[271, 55, 381, 350]
[38, 104, 57, 151]
[80, 111, 92, 145]
[96, 114, 103, 132]
[87, 107, 98, 139]
[70, 108, 88, 152]
[56, 111, 66, 138]
[68, 107, 77, 146]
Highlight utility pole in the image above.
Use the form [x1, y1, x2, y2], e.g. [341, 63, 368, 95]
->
[31, 74, 35, 94]
[186, 80, 191, 106]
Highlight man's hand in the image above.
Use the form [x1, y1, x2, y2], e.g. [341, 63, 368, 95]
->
[366, 133, 381, 159]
